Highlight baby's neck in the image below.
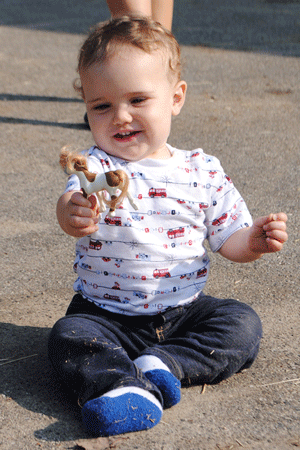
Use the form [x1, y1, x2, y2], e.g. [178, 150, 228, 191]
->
[148, 145, 172, 160]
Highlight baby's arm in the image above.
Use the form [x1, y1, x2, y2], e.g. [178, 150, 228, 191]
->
[56, 190, 100, 238]
[218, 212, 288, 263]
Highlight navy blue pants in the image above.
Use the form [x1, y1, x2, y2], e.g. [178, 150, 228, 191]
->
[48, 293, 262, 406]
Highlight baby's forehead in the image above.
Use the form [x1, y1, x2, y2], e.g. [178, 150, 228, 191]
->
[82, 43, 176, 83]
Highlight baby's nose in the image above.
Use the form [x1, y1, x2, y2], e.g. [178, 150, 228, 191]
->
[113, 105, 132, 126]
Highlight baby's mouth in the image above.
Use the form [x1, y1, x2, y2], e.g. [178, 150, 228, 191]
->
[114, 130, 141, 140]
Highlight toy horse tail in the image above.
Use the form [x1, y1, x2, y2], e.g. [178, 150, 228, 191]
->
[59, 147, 73, 173]
[59, 147, 96, 182]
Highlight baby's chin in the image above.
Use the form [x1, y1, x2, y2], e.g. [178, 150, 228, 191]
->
[94, 140, 170, 162]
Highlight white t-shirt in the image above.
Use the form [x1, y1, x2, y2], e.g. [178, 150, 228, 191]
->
[65, 145, 252, 316]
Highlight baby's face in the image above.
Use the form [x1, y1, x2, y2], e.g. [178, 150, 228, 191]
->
[80, 45, 186, 161]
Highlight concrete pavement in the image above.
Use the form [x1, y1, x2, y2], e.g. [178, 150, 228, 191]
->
[0, 1, 299, 449]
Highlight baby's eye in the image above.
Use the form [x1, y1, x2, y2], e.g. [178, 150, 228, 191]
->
[131, 97, 146, 105]
[94, 103, 111, 111]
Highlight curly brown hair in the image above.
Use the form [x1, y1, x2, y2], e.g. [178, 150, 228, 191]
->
[74, 15, 182, 95]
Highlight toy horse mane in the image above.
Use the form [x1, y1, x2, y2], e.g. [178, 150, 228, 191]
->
[59, 147, 138, 216]
[60, 149, 97, 183]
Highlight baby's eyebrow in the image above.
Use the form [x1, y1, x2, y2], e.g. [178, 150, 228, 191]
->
[87, 97, 108, 104]
[87, 91, 156, 105]
[130, 91, 152, 95]
[129, 91, 156, 97]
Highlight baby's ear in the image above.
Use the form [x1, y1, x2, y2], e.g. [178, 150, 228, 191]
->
[172, 81, 187, 116]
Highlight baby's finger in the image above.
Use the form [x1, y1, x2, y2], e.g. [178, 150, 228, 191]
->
[265, 229, 288, 244]
[260, 212, 288, 229]
[71, 191, 94, 208]
[272, 212, 288, 223]
[88, 194, 97, 209]
[265, 237, 284, 253]
[69, 203, 95, 219]
[263, 220, 287, 233]
[267, 212, 288, 224]
[68, 224, 99, 238]
[69, 214, 93, 228]
[88, 194, 100, 217]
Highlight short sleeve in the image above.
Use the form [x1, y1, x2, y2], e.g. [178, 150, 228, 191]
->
[205, 169, 252, 252]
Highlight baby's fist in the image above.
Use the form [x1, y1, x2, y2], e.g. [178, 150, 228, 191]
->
[254, 212, 288, 253]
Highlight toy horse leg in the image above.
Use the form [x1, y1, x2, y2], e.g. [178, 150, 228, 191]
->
[127, 192, 139, 210]
[95, 191, 107, 213]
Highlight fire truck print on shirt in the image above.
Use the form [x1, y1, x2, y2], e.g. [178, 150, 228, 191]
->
[65, 145, 252, 316]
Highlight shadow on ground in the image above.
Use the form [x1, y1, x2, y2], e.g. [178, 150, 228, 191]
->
[1, 0, 300, 56]
[0, 322, 87, 443]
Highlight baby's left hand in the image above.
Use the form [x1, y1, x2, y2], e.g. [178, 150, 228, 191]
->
[249, 212, 288, 254]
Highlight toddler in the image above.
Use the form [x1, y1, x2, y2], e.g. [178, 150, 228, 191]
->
[49, 16, 288, 437]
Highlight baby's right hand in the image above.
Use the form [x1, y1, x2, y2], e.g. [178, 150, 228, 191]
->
[57, 191, 100, 238]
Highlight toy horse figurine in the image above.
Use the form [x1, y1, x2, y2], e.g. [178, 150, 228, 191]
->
[60, 148, 138, 217]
